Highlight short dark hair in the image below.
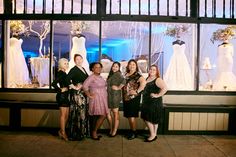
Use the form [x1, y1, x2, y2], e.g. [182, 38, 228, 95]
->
[89, 62, 103, 71]
[73, 54, 83, 62]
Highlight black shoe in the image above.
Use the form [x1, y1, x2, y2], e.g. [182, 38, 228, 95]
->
[91, 136, 100, 141]
[144, 136, 157, 142]
[127, 133, 137, 140]
[109, 134, 117, 137]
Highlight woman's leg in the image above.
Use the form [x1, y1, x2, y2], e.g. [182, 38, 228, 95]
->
[127, 117, 137, 140]
[111, 108, 119, 136]
[92, 115, 106, 138]
[59, 106, 69, 140]
[106, 111, 113, 135]
[154, 124, 158, 136]
[144, 120, 156, 140]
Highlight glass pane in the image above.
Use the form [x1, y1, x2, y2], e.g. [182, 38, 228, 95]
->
[5, 20, 50, 88]
[151, 22, 196, 91]
[0, 0, 3, 14]
[53, 20, 99, 80]
[0, 21, 2, 88]
[101, 21, 149, 78]
[199, 24, 236, 91]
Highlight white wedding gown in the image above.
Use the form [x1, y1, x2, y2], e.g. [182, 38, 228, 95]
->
[7, 37, 30, 88]
[213, 43, 236, 91]
[68, 36, 90, 74]
[164, 43, 193, 90]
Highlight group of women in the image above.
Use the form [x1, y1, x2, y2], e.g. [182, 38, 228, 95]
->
[52, 55, 167, 142]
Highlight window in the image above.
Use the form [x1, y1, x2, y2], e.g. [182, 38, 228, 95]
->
[5, 20, 51, 88]
[53, 20, 99, 78]
[101, 21, 150, 78]
[151, 22, 197, 91]
[199, 24, 236, 91]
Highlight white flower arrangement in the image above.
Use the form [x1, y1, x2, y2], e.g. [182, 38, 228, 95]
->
[211, 26, 236, 43]
[70, 21, 87, 35]
[10, 20, 27, 36]
[165, 24, 190, 39]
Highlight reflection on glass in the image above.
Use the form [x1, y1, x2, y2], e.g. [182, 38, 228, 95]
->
[151, 22, 196, 91]
[53, 20, 99, 79]
[5, 20, 50, 88]
[101, 21, 149, 79]
[200, 24, 236, 91]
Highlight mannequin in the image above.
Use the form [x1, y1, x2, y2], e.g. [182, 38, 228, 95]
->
[164, 39, 193, 90]
[7, 36, 30, 88]
[68, 34, 90, 74]
[213, 41, 236, 90]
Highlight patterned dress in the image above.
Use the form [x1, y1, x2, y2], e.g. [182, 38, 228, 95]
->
[107, 71, 125, 109]
[122, 72, 141, 118]
[141, 79, 163, 124]
[66, 66, 89, 140]
[83, 74, 109, 116]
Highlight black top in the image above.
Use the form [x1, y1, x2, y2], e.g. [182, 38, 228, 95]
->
[51, 70, 68, 93]
[66, 66, 89, 85]
[143, 79, 161, 102]
[172, 40, 185, 45]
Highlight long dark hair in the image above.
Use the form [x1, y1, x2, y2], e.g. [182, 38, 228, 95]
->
[107, 62, 121, 80]
[126, 59, 139, 73]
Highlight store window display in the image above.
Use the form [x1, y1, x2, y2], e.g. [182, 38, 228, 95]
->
[164, 24, 194, 90]
[211, 26, 236, 91]
[7, 21, 30, 88]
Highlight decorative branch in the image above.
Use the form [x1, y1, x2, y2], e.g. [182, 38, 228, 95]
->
[28, 21, 50, 57]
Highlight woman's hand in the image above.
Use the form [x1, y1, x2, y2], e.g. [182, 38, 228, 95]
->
[150, 93, 159, 98]
[129, 89, 137, 95]
[88, 93, 95, 99]
[112, 85, 120, 90]
[61, 87, 68, 93]
[75, 83, 83, 90]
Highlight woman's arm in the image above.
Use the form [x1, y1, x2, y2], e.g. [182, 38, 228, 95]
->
[151, 78, 167, 98]
[82, 76, 94, 98]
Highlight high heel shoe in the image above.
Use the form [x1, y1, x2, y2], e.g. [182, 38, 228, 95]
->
[144, 136, 157, 142]
[91, 136, 100, 140]
[58, 130, 68, 141]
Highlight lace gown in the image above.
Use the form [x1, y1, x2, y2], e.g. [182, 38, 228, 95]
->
[213, 43, 236, 91]
[7, 37, 30, 88]
[68, 35, 90, 74]
[141, 79, 163, 124]
[164, 41, 193, 90]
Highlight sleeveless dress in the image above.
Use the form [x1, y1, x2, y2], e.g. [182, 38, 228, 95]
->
[141, 79, 163, 124]
[122, 72, 141, 118]
[213, 43, 236, 91]
[7, 37, 30, 88]
[164, 41, 193, 90]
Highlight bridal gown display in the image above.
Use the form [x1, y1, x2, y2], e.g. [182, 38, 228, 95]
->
[213, 43, 236, 91]
[68, 35, 90, 74]
[164, 40, 193, 90]
[7, 37, 30, 88]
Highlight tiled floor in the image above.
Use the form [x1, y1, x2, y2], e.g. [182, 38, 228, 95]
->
[0, 131, 236, 157]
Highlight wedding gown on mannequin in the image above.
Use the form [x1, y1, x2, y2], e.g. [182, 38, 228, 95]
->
[7, 37, 30, 87]
[68, 35, 90, 74]
[164, 40, 193, 90]
[213, 43, 236, 91]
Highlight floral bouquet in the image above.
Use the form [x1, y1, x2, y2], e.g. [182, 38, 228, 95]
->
[10, 20, 28, 36]
[211, 26, 236, 43]
[70, 21, 87, 35]
[165, 24, 190, 39]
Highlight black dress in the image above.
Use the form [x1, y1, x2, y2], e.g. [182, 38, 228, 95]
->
[141, 79, 163, 124]
[51, 70, 69, 107]
[66, 66, 89, 140]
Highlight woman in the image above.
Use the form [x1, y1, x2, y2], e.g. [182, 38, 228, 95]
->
[123, 59, 146, 140]
[107, 62, 125, 137]
[83, 62, 109, 140]
[51, 58, 70, 141]
[66, 54, 89, 141]
[141, 65, 167, 142]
